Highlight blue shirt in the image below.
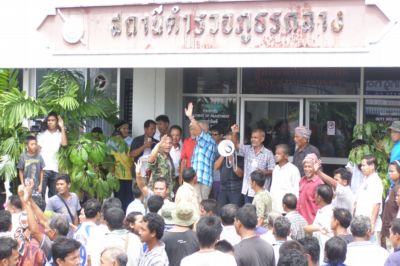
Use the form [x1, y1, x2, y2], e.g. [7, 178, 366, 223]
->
[389, 141, 400, 187]
[385, 249, 400, 266]
[191, 131, 217, 186]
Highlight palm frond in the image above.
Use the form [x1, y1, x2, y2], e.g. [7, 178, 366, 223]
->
[0, 69, 19, 92]
[0, 88, 46, 128]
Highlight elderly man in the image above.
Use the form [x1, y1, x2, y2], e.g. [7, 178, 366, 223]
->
[101, 247, 128, 266]
[184, 103, 217, 201]
[345, 216, 389, 265]
[231, 124, 275, 203]
[293, 126, 320, 177]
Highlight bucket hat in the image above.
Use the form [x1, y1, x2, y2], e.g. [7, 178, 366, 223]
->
[172, 202, 199, 227]
[388, 121, 400, 133]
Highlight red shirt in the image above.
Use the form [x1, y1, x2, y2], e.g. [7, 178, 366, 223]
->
[298, 175, 324, 224]
[181, 137, 196, 167]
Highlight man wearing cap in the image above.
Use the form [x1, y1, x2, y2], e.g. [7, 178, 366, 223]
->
[293, 126, 321, 177]
[161, 202, 200, 266]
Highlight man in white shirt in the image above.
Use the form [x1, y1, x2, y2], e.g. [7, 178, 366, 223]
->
[219, 204, 241, 246]
[345, 215, 389, 265]
[37, 112, 67, 198]
[100, 207, 143, 266]
[354, 155, 383, 239]
[270, 144, 300, 213]
[304, 184, 334, 265]
[181, 216, 237, 266]
[74, 199, 101, 266]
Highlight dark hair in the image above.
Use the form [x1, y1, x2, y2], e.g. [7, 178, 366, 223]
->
[114, 120, 129, 130]
[277, 248, 308, 266]
[235, 204, 257, 230]
[362, 155, 376, 169]
[210, 125, 224, 135]
[279, 240, 305, 257]
[154, 177, 169, 188]
[8, 195, 22, 210]
[200, 199, 218, 216]
[55, 174, 71, 184]
[324, 236, 347, 266]
[316, 184, 333, 204]
[32, 195, 46, 211]
[144, 120, 156, 128]
[0, 237, 18, 260]
[49, 215, 70, 236]
[282, 193, 297, 210]
[147, 195, 164, 213]
[155, 115, 170, 124]
[182, 167, 196, 183]
[392, 218, 400, 235]
[0, 210, 12, 232]
[350, 215, 371, 237]
[83, 199, 101, 219]
[104, 207, 125, 230]
[102, 197, 122, 216]
[91, 127, 103, 134]
[169, 125, 183, 135]
[333, 168, 352, 184]
[143, 213, 165, 240]
[47, 111, 58, 120]
[333, 208, 352, 229]
[125, 211, 143, 230]
[250, 170, 266, 187]
[298, 236, 320, 264]
[273, 216, 291, 238]
[196, 216, 223, 248]
[132, 186, 142, 199]
[215, 240, 234, 253]
[276, 144, 290, 156]
[390, 161, 400, 174]
[52, 236, 81, 264]
[220, 204, 238, 225]
[26, 135, 37, 144]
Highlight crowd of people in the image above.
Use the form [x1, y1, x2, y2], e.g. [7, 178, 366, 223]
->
[1, 104, 400, 266]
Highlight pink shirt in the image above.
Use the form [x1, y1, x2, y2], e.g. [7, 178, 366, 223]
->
[298, 175, 324, 224]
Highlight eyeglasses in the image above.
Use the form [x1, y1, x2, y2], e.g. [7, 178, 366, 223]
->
[211, 133, 220, 136]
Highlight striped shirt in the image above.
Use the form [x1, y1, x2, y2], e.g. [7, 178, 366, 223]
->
[138, 242, 169, 266]
[191, 131, 217, 187]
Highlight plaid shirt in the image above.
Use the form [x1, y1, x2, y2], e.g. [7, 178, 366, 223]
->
[191, 131, 217, 186]
[239, 145, 275, 197]
[285, 211, 308, 240]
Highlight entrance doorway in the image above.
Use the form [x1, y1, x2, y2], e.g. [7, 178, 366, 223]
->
[241, 98, 303, 155]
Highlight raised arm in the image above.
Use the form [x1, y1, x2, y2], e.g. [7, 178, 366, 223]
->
[185, 102, 202, 136]
[230, 124, 241, 151]
[315, 161, 337, 189]
[135, 160, 149, 198]
[58, 116, 68, 147]
[148, 136, 166, 164]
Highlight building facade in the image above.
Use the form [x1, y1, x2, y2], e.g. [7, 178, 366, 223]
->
[1, 0, 400, 170]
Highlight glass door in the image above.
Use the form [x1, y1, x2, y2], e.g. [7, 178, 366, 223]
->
[240, 98, 303, 155]
[306, 99, 359, 165]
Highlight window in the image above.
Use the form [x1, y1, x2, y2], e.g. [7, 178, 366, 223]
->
[242, 68, 360, 95]
[183, 68, 237, 94]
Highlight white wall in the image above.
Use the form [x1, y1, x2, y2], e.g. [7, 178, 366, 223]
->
[131, 68, 166, 137]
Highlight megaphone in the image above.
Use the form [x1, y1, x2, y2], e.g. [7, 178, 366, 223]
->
[218, 140, 235, 157]
[218, 140, 237, 170]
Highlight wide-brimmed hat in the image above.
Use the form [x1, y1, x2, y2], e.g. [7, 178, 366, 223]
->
[388, 121, 400, 133]
[172, 202, 199, 227]
[159, 202, 176, 225]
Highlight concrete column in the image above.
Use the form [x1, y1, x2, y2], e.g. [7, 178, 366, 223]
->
[132, 68, 166, 137]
